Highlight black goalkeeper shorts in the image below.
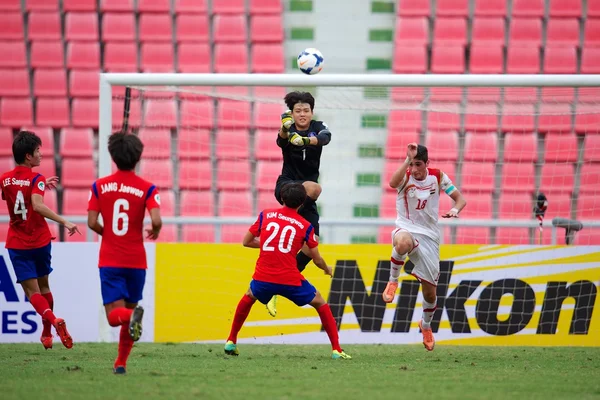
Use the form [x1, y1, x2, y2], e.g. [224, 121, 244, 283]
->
[274, 177, 320, 237]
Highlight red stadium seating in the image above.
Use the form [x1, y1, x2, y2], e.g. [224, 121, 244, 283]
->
[69, 69, 99, 97]
[141, 43, 175, 72]
[385, 130, 420, 158]
[506, 47, 540, 73]
[216, 160, 251, 190]
[138, 0, 170, 12]
[577, 194, 600, 219]
[177, 129, 211, 160]
[584, 135, 600, 161]
[429, 87, 463, 103]
[393, 46, 427, 73]
[0, 13, 24, 39]
[434, 17, 467, 46]
[256, 160, 280, 191]
[0, 128, 12, 157]
[474, 0, 506, 16]
[436, 0, 468, 16]
[0, 41, 25, 67]
[501, 103, 535, 132]
[546, 19, 580, 48]
[540, 87, 575, 103]
[463, 133, 498, 162]
[0, 0, 21, 10]
[157, 190, 175, 216]
[215, 129, 249, 160]
[464, 103, 499, 131]
[544, 46, 577, 73]
[150, 225, 177, 243]
[62, 159, 95, 188]
[503, 133, 537, 163]
[581, 47, 600, 73]
[36, 98, 70, 127]
[397, 0, 430, 16]
[180, 99, 214, 129]
[139, 14, 172, 42]
[28, 127, 54, 157]
[103, 42, 138, 71]
[213, 15, 246, 43]
[257, 191, 280, 211]
[391, 87, 425, 102]
[30, 41, 64, 68]
[389, 108, 423, 132]
[139, 160, 174, 189]
[501, 162, 535, 193]
[1, 98, 33, 127]
[176, 14, 209, 42]
[544, 133, 578, 162]
[180, 191, 214, 216]
[178, 160, 212, 190]
[496, 227, 532, 244]
[250, 0, 282, 14]
[144, 99, 177, 128]
[424, 131, 458, 161]
[472, 17, 504, 45]
[26, 0, 59, 11]
[217, 100, 251, 129]
[0, 69, 29, 97]
[584, 18, 600, 47]
[427, 103, 461, 131]
[28, 12, 61, 40]
[71, 98, 98, 128]
[542, 193, 572, 220]
[395, 17, 428, 46]
[214, 44, 248, 73]
[576, 229, 600, 245]
[63, 0, 96, 11]
[59, 128, 94, 158]
[575, 104, 600, 134]
[65, 12, 98, 41]
[178, 43, 211, 72]
[250, 15, 284, 42]
[539, 163, 575, 194]
[218, 190, 252, 216]
[255, 129, 282, 161]
[509, 18, 542, 47]
[62, 189, 89, 215]
[430, 45, 464, 73]
[461, 162, 495, 193]
[67, 42, 100, 69]
[137, 128, 171, 159]
[175, 0, 207, 13]
[101, 0, 134, 11]
[252, 44, 285, 73]
[512, 0, 544, 17]
[469, 45, 503, 73]
[457, 193, 492, 218]
[182, 226, 216, 243]
[499, 193, 534, 219]
[504, 87, 538, 104]
[537, 103, 573, 133]
[253, 102, 284, 129]
[102, 13, 136, 42]
[212, 0, 245, 14]
[549, 0, 582, 17]
[111, 98, 141, 129]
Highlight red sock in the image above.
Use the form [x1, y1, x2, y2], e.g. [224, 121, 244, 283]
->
[41, 292, 54, 336]
[107, 307, 133, 327]
[29, 293, 56, 325]
[115, 324, 134, 368]
[317, 304, 342, 352]
[227, 294, 255, 343]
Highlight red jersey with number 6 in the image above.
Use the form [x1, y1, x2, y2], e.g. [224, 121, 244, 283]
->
[0, 166, 53, 249]
[88, 170, 160, 269]
[249, 206, 319, 286]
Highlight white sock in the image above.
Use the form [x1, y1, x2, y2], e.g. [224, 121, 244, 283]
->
[389, 248, 406, 283]
[421, 298, 437, 329]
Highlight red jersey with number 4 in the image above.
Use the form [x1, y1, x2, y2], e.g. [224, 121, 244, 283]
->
[249, 206, 319, 286]
[0, 166, 53, 249]
[88, 170, 160, 269]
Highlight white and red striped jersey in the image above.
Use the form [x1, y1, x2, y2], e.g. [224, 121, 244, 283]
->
[394, 168, 456, 242]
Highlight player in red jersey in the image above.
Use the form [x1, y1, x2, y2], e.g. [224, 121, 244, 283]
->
[224, 183, 351, 360]
[0, 131, 79, 350]
[87, 132, 162, 374]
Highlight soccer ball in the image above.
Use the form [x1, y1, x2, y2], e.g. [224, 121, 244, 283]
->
[297, 48, 324, 75]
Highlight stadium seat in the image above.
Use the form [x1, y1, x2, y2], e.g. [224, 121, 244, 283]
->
[178, 160, 212, 190]
[0, 69, 29, 97]
[474, 0, 506, 16]
[257, 191, 280, 211]
[0, 41, 25, 67]
[63, 0, 96, 11]
[581, 47, 600, 73]
[250, 0, 282, 14]
[394, 17, 428, 46]
[393, 46, 427, 73]
[509, 18, 542, 47]
[111, 98, 141, 129]
[67, 42, 100, 69]
[250, 15, 283, 42]
[463, 133, 498, 162]
[62, 189, 89, 215]
[575, 103, 600, 134]
[69, 69, 99, 97]
[138, 0, 170, 12]
[0, 13, 24, 39]
[544, 46, 577, 74]
[426, 103, 461, 131]
[501, 162, 535, 193]
[472, 17, 504, 45]
[144, 99, 177, 128]
[215, 129, 249, 160]
[436, 0, 468, 16]
[506, 46, 540, 73]
[469, 45, 503, 73]
[584, 135, 600, 161]
[30, 41, 63, 68]
[512, 0, 544, 17]
[433, 17, 467, 46]
[65, 12, 98, 41]
[430, 45, 464, 73]
[177, 129, 211, 160]
[577, 193, 600, 219]
[504, 87, 538, 104]
[216, 160, 251, 190]
[544, 133, 578, 163]
[137, 128, 171, 159]
[397, 0, 430, 16]
[139, 159, 173, 189]
[178, 43, 211, 72]
[256, 160, 280, 191]
[537, 103, 573, 133]
[151, 225, 177, 243]
[62, 159, 95, 188]
[546, 18, 580, 48]
[36, 98, 70, 127]
[428, 87, 463, 103]
[176, 14, 209, 42]
[59, 127, 94, 158]
[156, 190, 175, 216]
[0, 0, 20, 10]
[182, 226, 216, 243]
[461, 162, 495, 193]
[175, 0, 207, 13]
[501, 103, 535, 133]
[141, 43, 174, 72]
[499, 193, 534, 219]
[221, 224, 252, 243]
[217, 100, 251, 129]
[503, 133, 537, 163]
[576, 229, 600, 245]
[253, 102, 284, 129]
[180, 191, 214, 216]
[212, 0, 245, 14]
[213, 15, 246, 43]
[28, 12, 61, 40]
[218, 190, 252, 216]
[28, 127, 54, 157]
[180, 99, 214, 129]
[103, 42, 138, 71]
[542, 193, 572, 220]
[459, 193, 493, 219]
[584, 18, 600, 47]
[252, 44, 285, 73]
[71, 98, 99, 128]
[385, 131, 420, 158]
[102, 13, 136, 42]
[496, 227, 532, 244]
[549, 0, 582, 17]
[255, 129, 282, 161]
[389, 108, 423, 132]
[1, 98, 33, 127]
[391, 87, 425, 103]
[540, 87, 575, 104]
[424, 131, 458, 161]
[464, 103, 499, 131]
[0, 128, 12, 157]
[139, 14, 172, 42]
[101, 0, 134, 11]
[540, 163, 575, 194]
[214, 44, 248, 73]
[26, 0, 60, 11]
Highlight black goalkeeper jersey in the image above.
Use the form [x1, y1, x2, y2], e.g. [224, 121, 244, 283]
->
[276, 120, 331, 183]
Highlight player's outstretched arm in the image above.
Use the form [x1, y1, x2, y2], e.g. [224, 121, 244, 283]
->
[308, 246, 332, 277]
[31, 194, 80, 236]
[242, 231, 260, 248]
[442, 189, 467, 218]
[145, 208, 162, 240]
[87, 210, 103, 236]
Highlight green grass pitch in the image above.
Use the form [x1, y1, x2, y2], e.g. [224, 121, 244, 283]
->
[1, 343, 599, 400]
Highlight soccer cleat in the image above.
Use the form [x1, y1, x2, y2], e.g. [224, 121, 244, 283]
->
[266, 295, 277, 317]
[332, 350, 352, 360]
[382, 281, 398, 303]
[113, 366, 126, 375]
[129, 305, 144, 342]
[224, 340, 239, 356]
[40, 335, 53, 350]
[419, 320, 435, 351]
[52, 318, 73, 349]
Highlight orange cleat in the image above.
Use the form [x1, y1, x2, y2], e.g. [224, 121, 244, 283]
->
[40, 335, 53, 350]
[382, 281, 398, 303]
[419, 320, 435, 351]
[53, 318, 73, 349]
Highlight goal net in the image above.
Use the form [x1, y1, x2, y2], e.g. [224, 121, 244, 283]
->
[100, 74, 600, 346]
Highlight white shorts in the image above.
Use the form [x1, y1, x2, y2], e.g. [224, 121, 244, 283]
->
[392, 228, 440, 286]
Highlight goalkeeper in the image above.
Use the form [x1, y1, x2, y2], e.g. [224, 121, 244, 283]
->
[267, 91, 331, 317]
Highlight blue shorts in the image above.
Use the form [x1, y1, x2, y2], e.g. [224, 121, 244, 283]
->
[250, 279, 317, 307]
[8, 243, 53, 283]
[99, 267, 146, 305]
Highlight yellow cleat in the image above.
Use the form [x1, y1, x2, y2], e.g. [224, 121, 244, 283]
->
[266, 295, 277, 317]
[332, 350, 352, 360]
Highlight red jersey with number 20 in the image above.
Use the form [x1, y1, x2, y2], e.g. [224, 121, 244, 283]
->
[0, 166, 53, 249]
[249, 206, 319, 286]
[88, 170, 160, 269]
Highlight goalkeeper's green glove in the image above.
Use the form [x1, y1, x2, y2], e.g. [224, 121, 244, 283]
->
[281, 110, 293, 132]
[289, 133, 310, 146]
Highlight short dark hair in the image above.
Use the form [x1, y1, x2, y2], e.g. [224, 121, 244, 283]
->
[284, 91, 315, 112]
[280, 183, 307, 209]
[414, 144, 429, 163]
[13, 131, 42, 164]
[109, 131, 144, 171]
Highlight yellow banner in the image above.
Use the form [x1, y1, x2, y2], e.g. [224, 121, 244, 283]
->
[155, 244, 600, 346]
